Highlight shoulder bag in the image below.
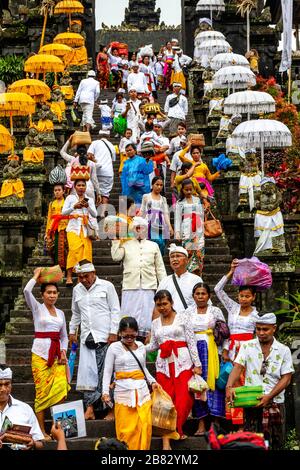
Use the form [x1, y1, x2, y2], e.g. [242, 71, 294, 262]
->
[172, 274, 188, 310]
[204, 208, 223, 238]
[123, 343, 152, 392]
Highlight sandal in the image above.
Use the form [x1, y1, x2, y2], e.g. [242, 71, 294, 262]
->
[194, 430, 205, 436]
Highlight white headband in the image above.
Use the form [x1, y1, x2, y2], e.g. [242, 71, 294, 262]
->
[75, 263, 95, 274]
[131, 216, 148, 228]
[255, 313, 277, 325]
[0, 367, 12, 380]
[168, 243, 188, 257]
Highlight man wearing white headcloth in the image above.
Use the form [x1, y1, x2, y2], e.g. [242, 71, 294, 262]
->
[226, 313, 294, 449]
[121, 88, 142, 143]
[111, 217, 166, 340]
[69, 260, 120, 421]
[164, 83, 188, 136]
[0, 365, 44, 449]
[157, 243, 203, 314]
[127, 63, 148, 95]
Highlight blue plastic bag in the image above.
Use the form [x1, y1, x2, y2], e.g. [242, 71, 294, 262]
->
[216, 361, 233, 390]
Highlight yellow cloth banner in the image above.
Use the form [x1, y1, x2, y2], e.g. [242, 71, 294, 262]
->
[68, 46, 88, 66]
[31, 353, 70, 413]
[195, 328, 219, 391]
[60, 85, 74, 100]
[34, 119, 54, 133]
[0, 179, 24, 199]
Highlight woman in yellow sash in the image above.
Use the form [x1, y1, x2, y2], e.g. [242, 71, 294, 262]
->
[186, 283, 227, 436]
[102, 317, 159, 450]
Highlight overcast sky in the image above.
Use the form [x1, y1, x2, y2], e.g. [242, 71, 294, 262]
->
[95, 0, 182, 29]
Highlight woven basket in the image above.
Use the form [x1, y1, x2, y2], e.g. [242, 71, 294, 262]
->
[189, 133, 205, 147]
[69, 131, 92, 147]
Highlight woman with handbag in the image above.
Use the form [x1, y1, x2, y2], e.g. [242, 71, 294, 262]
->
[62, 177, 97, 286]
[174, 179, 205, 276]
[186, 283, 228, 436]
[102, 317, 158, 450]
[214, 259, 258, 429]
[23, 267, 70, 441]
[146, 290, 202, 450]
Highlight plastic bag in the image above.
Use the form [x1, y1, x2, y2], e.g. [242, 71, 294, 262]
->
[232, 257, 272, 291]
[139, 44, 154, 57]
[216, 361, 233, 390]
[151, 388, 179, 439]
[188, 375, 209, 393]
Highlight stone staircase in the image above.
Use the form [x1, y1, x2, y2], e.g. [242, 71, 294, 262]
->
[3, 86, 238, 450]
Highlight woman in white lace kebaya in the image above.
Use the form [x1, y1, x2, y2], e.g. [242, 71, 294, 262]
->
[146, 290, 202, 450]
[102, 317, 158, 450]
[214, 259, 258, 428]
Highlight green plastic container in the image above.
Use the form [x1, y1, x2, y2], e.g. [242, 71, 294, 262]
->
[233, 386, 263, 408]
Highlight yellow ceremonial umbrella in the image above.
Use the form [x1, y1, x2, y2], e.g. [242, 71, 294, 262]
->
[53, 32, 85, 48]
[0, 93, 36, 152]
[39, 43, 74, 67]
[8, 79, 51, 103]
[54, 0, 84, 28]
[24, 54, 65, 83]
[0, 124, 13, 153]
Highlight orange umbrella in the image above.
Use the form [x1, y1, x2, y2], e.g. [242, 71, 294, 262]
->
[8, 79, 51, 103]
[53, 32, 85, 48]
[54, 1, 84, 28]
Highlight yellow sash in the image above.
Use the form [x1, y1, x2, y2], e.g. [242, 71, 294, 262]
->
[115, 370, 144, 381]
[195, 329, 219, 391]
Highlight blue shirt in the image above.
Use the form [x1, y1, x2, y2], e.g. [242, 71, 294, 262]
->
[121, 155, 154, 200]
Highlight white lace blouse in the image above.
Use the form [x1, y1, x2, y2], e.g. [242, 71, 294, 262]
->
[102, 341, 155, 407]
[146, 312, 201, 378]
[214, 275, 258, 359]
[186, 304, 226, 352]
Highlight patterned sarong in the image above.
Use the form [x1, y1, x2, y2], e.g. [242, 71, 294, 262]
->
[32, 353, 70, 413]
[84, 343, 110, 410]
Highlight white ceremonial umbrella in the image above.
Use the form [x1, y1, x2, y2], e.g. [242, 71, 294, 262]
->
[224, 90, 276, 120]
[196, 0, 226, 24]
[212, 65, 256, 93]
[231, 119, 292, 176]
[211, 52, 250, 71]
[195, 30, 225, 47]
[197, 38, 231, 59]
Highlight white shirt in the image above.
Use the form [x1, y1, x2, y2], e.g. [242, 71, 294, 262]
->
[167, 136, 184, 156]
[178, 54, 193, 67]
[74, 77, 100, 105]
[102, 341, 155, 407]
[0, 396, 44, 442]
[119, 136, 136, 154]
[88, 139, 116, 177]
[69, 277, 121, 344]
[154, 61, 164, 76]
[170, 148, 193, 173]
[164, 93, 188, 120]
[235, 338, 294, 403]
[62, 194, 97, 237]
[23, 279, 68, 361]
[146, 312, 201, 378]
[127, 72, 148, 94]
[187, 304, 227, 353]
[157, 271, 203, 314]
[107, 50, 122, 70]
[111, 239, 167, 290]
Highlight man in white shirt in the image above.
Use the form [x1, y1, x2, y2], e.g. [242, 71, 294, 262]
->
[127, 63, 148, 95]
[121, 88, 142, 143]
[177, 49, 193, 68]
[0, 366, 44, 449]
[157, 244, 203, 314]
[111, 217, 166, 340]
[164, 83, 188, 136]
[69, 261, 120, 420]
[87, 133, 116, 217]
[74, 70, 100, 132]
[166, 122, 187, 157]
[226, 313, 294, 449]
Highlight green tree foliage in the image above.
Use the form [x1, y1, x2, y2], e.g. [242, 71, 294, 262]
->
[0, 55, 25, 87]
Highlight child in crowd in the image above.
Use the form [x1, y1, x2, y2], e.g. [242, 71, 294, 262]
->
[119, 128, 136, 174]
[99, 99, 113, 132]
[45, 183, 69, 272]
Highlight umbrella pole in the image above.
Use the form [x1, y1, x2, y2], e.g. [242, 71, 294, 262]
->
[246, 10, 250, 52]
[247, 112, 250, 121]
[69, 13, 72, 29]
[210, 7, 213, 26]
[261, 142, 264, 177]
[40, 11, 48, 49]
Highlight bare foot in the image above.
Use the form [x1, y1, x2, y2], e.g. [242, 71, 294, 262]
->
[180, 434, 188, 440]
[84, 406, 95, 420]
[163, 445, 172, 450]
[194, 430, 205, 436]
[42, 434, 52, 442]
[103, 409, 115, 421]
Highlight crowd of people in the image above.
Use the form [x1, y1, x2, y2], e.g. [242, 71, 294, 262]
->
[0, 36, 295, 453]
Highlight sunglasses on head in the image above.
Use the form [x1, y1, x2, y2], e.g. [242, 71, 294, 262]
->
[260, 359, 269, 377]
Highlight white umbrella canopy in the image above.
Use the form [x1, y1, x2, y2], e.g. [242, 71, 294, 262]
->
[197, 38, 231, 58]
[224, 91, 276, 116]
[195, 30, 225, 47]
[231, 119, 292, 176]
[211, 52, 250, 70]
[213, 65, 256, 91]
[196, 0, 225, 12]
